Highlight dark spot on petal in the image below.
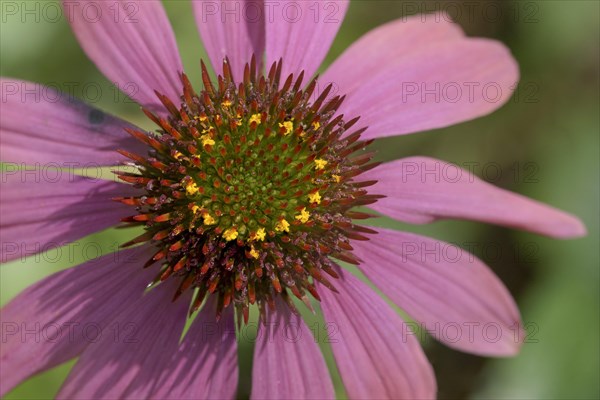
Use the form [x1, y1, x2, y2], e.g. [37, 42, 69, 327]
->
[89, 109, 105, 125]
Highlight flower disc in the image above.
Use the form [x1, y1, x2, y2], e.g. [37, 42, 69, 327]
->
[116, 58, 380, 320]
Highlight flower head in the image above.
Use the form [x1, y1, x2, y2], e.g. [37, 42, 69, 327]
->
[115, 57, 378, 315]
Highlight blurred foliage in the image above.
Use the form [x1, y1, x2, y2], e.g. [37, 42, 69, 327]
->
[1, 0, 598, 399]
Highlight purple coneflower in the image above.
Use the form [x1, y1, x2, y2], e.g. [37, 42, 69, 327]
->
[0, 1, 585, 399]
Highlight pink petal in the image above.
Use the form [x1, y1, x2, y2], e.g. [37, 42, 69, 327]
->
[364, 157, 586, 238]
[57, 280, 191, 399]
[193, 0, 265, 79]
[328, 31, 519, 138]
[265, 0, 348, 81]
[0, 78, 146, 166]
[353, 227, 524, 356]
[63, 0, 183, 112]
[321, 12, 464, 96]
[0, 245, 156, 397]
[150, 297, 238, 400]
[251, 298, 334, 399]
[318, 267, 436, 399]
[1, 173, 139, 263]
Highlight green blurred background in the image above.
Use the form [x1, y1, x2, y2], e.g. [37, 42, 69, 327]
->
[1, 0, 598, 399]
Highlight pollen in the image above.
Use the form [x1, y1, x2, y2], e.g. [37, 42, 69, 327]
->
[195, 115, 208, 122]
[279, 120, 294, 135]
[191, 205, 200, 214]
[174, 151, 184, 160]
[222, 99, 232, 107]
[254, 228, 266, 241]
[249, 246, 260, 259]
[332, 174, 341, 183]
[249, 113, 262, 125]
[223, 227, 238, 241]
[275, 219, 290, 232]
[295, 208, 310, 223]
[312, 121, 321, 130]
[201, 134, 215, 146]
[186, 182, 199, 196]
[202, 212, 216, 225]
[308, 192, 322, 204]
[314, 159, 328, 170]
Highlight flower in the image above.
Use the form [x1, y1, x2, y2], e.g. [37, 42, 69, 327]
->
[0, 1, 586, 399]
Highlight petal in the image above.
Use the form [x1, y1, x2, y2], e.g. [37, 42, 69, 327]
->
[0, 245, 156, 397]
[0, 78, 146, 166]
[63, 0, 183, 111]
[193, 0, 265, 79]
[265, 0, 348, 80]
[150, 297, 238, 400]
[330, 35, 519, 138]
[1, 173, 138, 263]
[57, 279, 191, 399]
[321, 12, 464, 96]
[318, 267, 436, 399]
[353, 227, 524, 356]
[364, 157, 586, 238]
[251, 299, 334, 400]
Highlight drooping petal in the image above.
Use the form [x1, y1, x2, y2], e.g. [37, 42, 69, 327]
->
[63, 0, 183, 112]
[0, 173, 139, 263]
[150, 297, 238, 400]
[318, 267, 436, 400]
[328, 30, 519, 138]
[364, 157, 586, 238]
[57, 280, 191, 399]
[353, 227, 524, 356]
[251, 298, 334, 399]
[321, 12, 464, 96]
[0, 78, 146, 166]
[0, 245, 156, 397]
[265, 0, 348, 80]
[193, 0, 265, 79]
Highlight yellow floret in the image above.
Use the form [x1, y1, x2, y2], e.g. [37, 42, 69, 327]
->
[202, 212, 216, 225]
[222, 99, 232, 107]
[279, 120, 294, 135]
[186, 182, 199, 196]
[308, 192, 321, 204]
[234, 113, 243, 126]
[223, 228, 238, 241]
[200, 134, 215, 146]
[332, 174, 341, 183]
[249, 113, 262, 125]
[254, 227, 266, 241]
[249, 246, 260, 259]
[314, 159, 328, 170]
[275, 219, 290, 233]
[312, 121, 321, 130]
[295, 208, 310, 223]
